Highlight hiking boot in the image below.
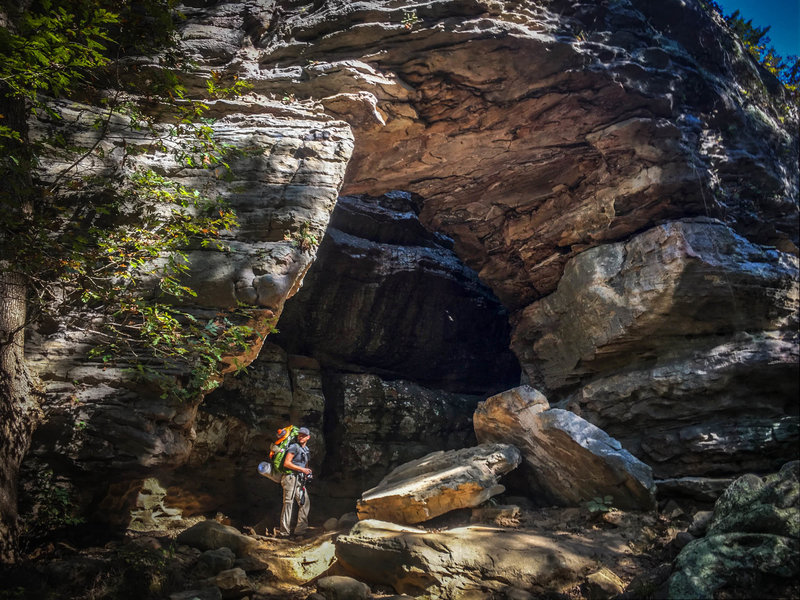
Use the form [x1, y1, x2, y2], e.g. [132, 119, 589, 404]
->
[292, 529, 314, 540]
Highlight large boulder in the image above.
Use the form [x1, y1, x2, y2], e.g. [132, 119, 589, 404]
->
[356, 443, 521, 524]
[668, 461, 800, 599]
[474, 386, 655, 510]
[515, 219, 799, 478]
[336, 519, 611, 599]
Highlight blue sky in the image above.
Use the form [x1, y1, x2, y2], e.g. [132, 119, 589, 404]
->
[715, 0, 800, 58]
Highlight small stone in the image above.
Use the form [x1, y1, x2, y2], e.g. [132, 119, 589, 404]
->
[316, 575, 371, 600]
[582, 567, 624, 600]
[470, 504, 520, 524]
[338, 512, 359, 530]
[672, 531, 695, 549]
[661, 500, 684, 519]
[197, 547, 236, 576]
[130, 536, 162, 551]
[176, 520, 257, 557]
[323, 517, 339, 531]
[688, 510, 713, 536]
[209, 567, 251, 598]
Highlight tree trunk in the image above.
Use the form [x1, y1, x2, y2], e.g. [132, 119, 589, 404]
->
[0, 272, 41, 563]
[0, 87, 42, 563]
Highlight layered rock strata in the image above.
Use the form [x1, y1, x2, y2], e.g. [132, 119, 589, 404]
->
[255, 0, 798, 306]
[513, 219, 799, 477]
[23, 99, 352, 519]
[243, 0, 798, 480]
[17, 0, 800, 528]
[272, 192, 520, 394]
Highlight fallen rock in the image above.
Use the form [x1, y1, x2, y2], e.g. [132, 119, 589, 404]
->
[474, 386, 655, 510]
[524, 220, 799, 479]
[336, 519, 606, 598]
[582, 567, 624, 600]
[316, 575, 371, 600]
[207, 567, 251, 599]
[668, 461, 800, 599]
[470, 504, 520, 525]
[707, 461, 800, 538]
[176, 520, 257, 557]
[356, 443, 521, 524]
[317, 373, 484, 500]
[196, 547, 236, 577]
[338, 512, 359, 530]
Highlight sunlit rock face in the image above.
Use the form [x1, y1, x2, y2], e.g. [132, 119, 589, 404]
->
[254, 0, 797, 307]
[513, 219, 799, 477]
[244, 0, 798, 480]
[23, 107, 352, 483]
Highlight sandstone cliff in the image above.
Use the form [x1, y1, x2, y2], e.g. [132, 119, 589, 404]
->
[17, 0, 798, 529]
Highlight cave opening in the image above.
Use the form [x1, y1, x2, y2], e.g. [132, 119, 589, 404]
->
[197, 190, 522, 521]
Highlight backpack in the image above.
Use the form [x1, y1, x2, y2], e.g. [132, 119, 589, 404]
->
[257, 425, 298, 483]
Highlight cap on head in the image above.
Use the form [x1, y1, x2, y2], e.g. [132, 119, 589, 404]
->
[297, 427, 310, 437]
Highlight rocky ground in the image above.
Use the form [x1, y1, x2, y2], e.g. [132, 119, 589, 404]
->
[4, 460, 798, 599]
[0, 498, 696, 600]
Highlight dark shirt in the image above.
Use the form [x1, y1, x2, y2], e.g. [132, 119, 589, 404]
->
[285, 442, 310, 470]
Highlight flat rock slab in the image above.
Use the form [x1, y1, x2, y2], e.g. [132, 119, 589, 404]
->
[247, 536, 337, 585]
[474, 386, 655, 510]
[336, 519, 602, 599]
[357, 443, 521, 524]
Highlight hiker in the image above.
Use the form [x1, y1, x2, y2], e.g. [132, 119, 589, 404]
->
[279, 426, 312, 538]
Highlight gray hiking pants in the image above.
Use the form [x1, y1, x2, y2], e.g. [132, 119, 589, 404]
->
[280, 472, 309, 536]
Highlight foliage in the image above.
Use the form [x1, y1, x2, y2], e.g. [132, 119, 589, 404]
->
[18, 469, 84, 547]
[0, 0, 263, 402]
[703, 1, 799, 104]
[401, 9, 419, 30]
[586, 495, 615, 513]
[113, 544, 172, 598]
[726, 9, 799, 99]
[0, 0, 118, 109]
[206, 69, 253, 99]
[284, 221, 319, 252]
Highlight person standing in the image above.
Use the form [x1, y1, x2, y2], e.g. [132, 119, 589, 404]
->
[279, 427, 312, 537]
